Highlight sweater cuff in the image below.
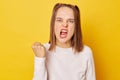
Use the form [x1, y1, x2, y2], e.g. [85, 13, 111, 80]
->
[35, 56, 46, 62]
[34, 56, 46, 70]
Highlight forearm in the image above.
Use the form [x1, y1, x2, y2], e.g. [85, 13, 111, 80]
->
[32, 56, 47, 80]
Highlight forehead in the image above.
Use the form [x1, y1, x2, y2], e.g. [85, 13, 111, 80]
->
[56, 7, 74, 19]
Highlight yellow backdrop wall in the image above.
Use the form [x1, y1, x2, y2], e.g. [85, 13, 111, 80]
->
[0, 0, 120, 80]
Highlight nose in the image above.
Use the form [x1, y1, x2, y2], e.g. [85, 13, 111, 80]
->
[62, 21, 68, 27]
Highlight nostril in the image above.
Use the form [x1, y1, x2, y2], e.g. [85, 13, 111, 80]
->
[63, 25, 68, 28]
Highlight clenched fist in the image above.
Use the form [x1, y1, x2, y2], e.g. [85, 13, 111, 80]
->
[32, 42, 46, 58]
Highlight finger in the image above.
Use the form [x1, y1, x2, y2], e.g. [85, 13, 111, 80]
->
[34, 42, 40, 45]
[34, 42, 41, 46]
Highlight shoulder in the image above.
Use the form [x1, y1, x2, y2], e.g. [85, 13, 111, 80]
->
[83, 45, 92, 53]
[43, 42, 50, 50]
[82, 45, 93, 59]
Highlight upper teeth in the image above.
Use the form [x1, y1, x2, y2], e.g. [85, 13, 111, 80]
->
[61, 29, 67, 32]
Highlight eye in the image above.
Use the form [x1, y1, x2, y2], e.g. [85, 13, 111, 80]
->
[56, 19, 62, 22]
[68, 20, 75, 23]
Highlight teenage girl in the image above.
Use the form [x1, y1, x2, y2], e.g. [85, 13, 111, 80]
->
[32, 3, 96, 80]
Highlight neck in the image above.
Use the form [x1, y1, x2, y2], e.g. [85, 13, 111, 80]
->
[56, 40, 72, 48]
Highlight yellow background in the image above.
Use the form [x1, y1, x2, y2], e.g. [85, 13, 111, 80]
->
[0, 0, 120, 80]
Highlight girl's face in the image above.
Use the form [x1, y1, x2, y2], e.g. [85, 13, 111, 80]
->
[54, 7, 75, 46]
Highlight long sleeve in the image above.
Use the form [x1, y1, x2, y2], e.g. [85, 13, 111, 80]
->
[32, 56, 47, 80]
[86, 50, 96, 80]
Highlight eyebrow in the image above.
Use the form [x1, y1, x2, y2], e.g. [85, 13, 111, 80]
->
[56, 17, 75, 20]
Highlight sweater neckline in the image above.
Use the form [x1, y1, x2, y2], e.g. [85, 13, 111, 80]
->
[55, 45, 72, 50]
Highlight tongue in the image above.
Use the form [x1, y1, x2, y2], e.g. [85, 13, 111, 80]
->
[60, 32, 67, 38]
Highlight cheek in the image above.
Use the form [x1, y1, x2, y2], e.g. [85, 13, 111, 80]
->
[69, 27, 75, 36]
[54, 25, 60, 36]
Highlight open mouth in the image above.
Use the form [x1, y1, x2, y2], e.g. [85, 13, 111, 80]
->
[60, 29, 68, 38]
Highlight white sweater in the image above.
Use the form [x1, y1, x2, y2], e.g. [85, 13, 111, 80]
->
[32, 43, 96, 80]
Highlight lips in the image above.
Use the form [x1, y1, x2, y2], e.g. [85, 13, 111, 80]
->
[60, 29, 68, 38]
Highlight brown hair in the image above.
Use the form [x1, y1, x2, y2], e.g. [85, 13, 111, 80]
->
[49, 3, 83, 53]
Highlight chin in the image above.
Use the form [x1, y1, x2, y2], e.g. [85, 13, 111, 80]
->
[58, 38, 69, 44]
